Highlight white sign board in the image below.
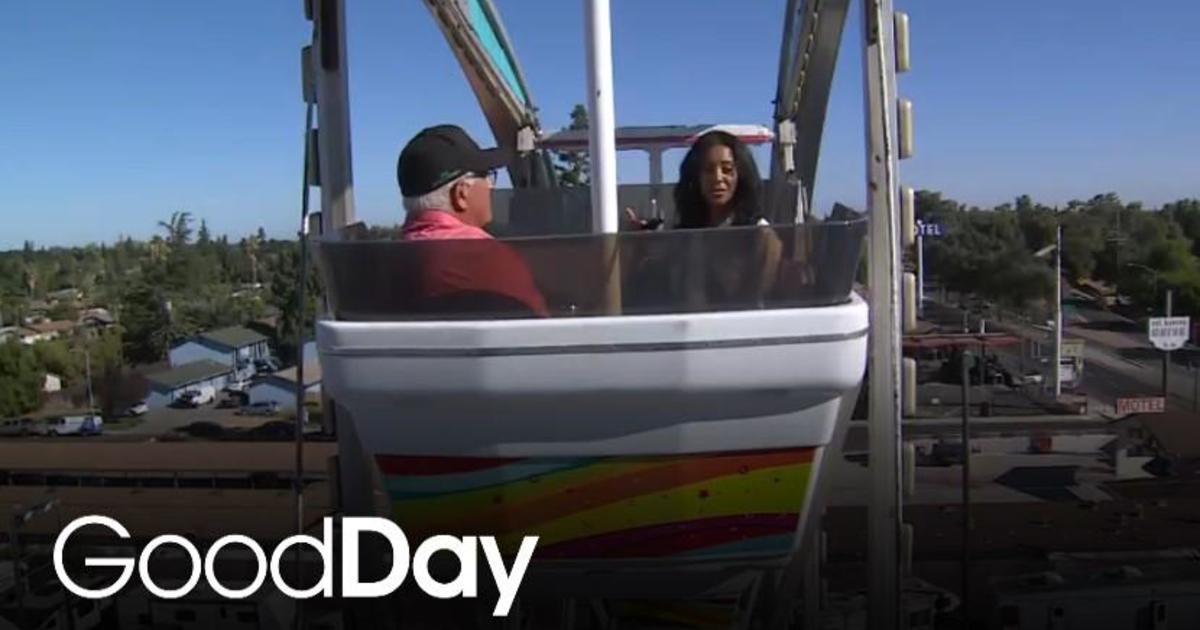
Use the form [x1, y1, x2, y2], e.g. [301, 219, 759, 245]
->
[1062, 340, 1085, 359]
[1149, 316, 1190, 351]
[1058, 363, 1077, 385]
[1117, 397, 1166, 415]
[917, 221, 945, 237]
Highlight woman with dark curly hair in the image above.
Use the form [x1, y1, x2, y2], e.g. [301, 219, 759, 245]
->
[621, 130, 781, 310]
[673, 130, 767, 229]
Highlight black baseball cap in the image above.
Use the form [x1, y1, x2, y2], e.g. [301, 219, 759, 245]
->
[397, 125, 508, 197]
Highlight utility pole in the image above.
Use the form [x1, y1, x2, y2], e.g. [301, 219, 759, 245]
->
[84, 346, 95, 413]
[917, 229, 925, 318]
[1053, 223, 1063, 400]
[960, 347, 972, 629]
[1163, 289, 1173, 398]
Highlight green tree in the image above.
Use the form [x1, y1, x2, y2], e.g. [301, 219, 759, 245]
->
[197, 220, 211, 246]
[555, 104, 590, 187]
[120, 283, 176, 364]
[0, 341, 43, 417]
[269, 247, 322, 364]
[158, 211, 194, 249]
[242, 234, 264, 285]
[46, 302, 79, 322]
[81, 330, 129, 418]
[33, 339, 79, 384]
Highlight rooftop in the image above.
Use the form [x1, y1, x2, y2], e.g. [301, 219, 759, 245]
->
[198, 325, 268, 350]
[79, 307, 115, 325]
[25, 320, 76, 334]
[1122, 411, 1200, 459]
[145, 359, 232, 390]
[539, 124, 773, 151]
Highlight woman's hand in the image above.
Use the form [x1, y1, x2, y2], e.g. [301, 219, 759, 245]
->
[624, 207, 664, 231]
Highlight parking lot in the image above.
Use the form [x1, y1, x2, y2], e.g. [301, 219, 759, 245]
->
[1, 395, 306, 442]
[118, 402, 275, 435]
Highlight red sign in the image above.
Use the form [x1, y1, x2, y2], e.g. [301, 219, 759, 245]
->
[1117, 397, 1166, 415]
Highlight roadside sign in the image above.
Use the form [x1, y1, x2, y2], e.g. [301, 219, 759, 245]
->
[1149, 316, 1190, 351]
[917, 221, 945, 237]
[1058, 363, 1076, 386]
[1117, 397, 1166, 415]
[1062, 340, 1085, 359]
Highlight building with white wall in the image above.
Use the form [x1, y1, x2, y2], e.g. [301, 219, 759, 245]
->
[168, 326, 271, 375]
[248, 359, 321, 412]
[145, 360, 233, 409]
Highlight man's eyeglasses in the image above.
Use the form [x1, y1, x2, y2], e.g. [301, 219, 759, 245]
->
[472, 170, 497, 185]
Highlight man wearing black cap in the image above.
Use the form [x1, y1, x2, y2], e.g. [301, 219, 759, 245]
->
[396, 125, 547, 316]
[398, 124, 509, 239]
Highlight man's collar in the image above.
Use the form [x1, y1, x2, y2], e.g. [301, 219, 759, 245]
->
[405, 209, 467, 226]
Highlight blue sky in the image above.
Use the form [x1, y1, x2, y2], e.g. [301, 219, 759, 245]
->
[2, 1, 1198, 249]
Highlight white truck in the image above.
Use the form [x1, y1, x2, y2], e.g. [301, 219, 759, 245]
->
[178, 385, 216, 407]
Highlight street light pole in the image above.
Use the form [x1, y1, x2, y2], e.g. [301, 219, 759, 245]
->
[84, 346, 95, 413]
[960, 347, 972, 625]
[1054, 223, 1063, 400]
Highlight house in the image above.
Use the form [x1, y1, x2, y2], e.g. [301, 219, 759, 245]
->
[248, 359, 321, 412]
[79, 307, 116, 329]
[19, 320, 77, 345]
[1075, 278, 1118, 307]
[168, 326, 271, 374]
[47, 287, 83, 303]
[144, 360, 234, 409]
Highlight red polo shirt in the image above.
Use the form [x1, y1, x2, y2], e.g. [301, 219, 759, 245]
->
[400, 211, 549, 317]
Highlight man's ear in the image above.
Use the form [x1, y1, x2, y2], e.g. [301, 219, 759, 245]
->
[449, 180, 469, 213]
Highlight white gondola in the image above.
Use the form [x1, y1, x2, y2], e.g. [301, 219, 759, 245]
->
[315, 222, 867, 623]
[302, 0, 906, 625]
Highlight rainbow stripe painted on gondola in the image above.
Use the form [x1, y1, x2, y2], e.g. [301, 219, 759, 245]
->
[376, 447, 816, 560]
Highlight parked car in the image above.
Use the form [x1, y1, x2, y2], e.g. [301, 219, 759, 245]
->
[124, 401, 149, 416]
[45, 415, 103, 437]
[0, 418, 36, 436]
[1018, 372, 1044, 385]
[236, 401, 280, 417]
[177, 385, 216, 407]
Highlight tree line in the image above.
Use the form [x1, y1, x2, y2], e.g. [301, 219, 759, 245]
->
[5, 189, 1199, 417]
[916, 192, 1200, 320]
[0, 212, 319, 417]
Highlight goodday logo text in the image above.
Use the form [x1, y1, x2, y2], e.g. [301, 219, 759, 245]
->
[53, 515, 539, 616]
